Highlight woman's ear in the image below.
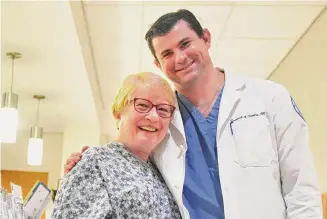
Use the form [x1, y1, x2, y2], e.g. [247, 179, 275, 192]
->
[115, 113, 121, 130]
[116, 119, 121, 130]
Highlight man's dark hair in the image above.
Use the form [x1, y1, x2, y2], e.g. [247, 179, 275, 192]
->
[145, 9, 204, 62]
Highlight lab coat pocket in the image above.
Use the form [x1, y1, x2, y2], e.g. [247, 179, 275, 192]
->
[230, 115, 274, 167]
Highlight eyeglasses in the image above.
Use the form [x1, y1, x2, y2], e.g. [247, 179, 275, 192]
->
[133, 98, 176, 118]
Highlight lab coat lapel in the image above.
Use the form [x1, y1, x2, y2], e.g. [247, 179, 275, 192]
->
[170, 101, 187, 147]
[218, 74, 246, 139]
[152, 100, 187, 216]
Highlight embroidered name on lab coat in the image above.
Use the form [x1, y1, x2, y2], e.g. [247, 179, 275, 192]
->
[230, 112, 267, 135]
[231, 112, 266, 123]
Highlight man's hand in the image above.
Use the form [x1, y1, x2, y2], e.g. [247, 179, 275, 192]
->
[64, 146, 89, 175]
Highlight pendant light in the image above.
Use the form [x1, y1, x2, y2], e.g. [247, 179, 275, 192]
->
[0, 52, 21, 143]
[27, 95, 45, 166]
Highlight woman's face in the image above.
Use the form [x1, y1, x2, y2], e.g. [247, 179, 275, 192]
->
[118, 84, 175, 154]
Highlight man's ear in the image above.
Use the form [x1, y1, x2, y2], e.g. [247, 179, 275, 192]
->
[202, 28, 211, 49]
[154, 60, 162, 70]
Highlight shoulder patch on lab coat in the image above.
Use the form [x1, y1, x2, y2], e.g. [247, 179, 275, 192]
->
[291, 96, 305, 121]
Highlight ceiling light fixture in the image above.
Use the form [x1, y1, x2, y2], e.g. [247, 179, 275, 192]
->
[27, 95, 45, 166]
[0, 52, 21, 143]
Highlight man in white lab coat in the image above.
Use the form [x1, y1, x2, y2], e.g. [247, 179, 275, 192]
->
[64, 9, 323, 219]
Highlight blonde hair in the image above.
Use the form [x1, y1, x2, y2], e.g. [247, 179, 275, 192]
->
[112, 72, 176, 125]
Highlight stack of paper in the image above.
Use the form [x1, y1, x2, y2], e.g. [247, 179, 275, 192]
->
[0, 186, 24, 219]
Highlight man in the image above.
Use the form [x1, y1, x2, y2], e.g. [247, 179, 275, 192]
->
[64, 9, 322, 219]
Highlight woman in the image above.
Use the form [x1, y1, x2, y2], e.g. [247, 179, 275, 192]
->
[51, 72, 181, 219]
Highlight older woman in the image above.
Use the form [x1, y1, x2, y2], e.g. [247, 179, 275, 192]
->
[51, 72, 181, 219]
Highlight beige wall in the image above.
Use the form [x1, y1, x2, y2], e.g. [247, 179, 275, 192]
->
[60, 123, 101, 177]
[1, 131, 63, 189]
[269, 8, 327, 192]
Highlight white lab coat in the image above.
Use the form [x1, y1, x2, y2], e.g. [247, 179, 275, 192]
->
[152, 72, 323, 219]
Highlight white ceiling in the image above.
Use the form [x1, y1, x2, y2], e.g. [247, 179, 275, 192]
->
[1, 1, 98, 133]
[1, 1, 326, 136]
[71, 1, 326, 136]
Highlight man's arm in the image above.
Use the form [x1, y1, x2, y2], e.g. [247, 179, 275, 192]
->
[52, 148, 111, 219]
[64, 146, 89, 174]
[271, 85, 323, 218]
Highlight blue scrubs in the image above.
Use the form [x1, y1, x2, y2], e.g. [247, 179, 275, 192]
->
[177, 89, 225, 219]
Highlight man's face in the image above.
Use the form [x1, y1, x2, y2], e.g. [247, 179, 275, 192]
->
[152, 20, 212, 88]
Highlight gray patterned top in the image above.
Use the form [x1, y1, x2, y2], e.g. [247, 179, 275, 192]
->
[51, 142, 182, 219]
